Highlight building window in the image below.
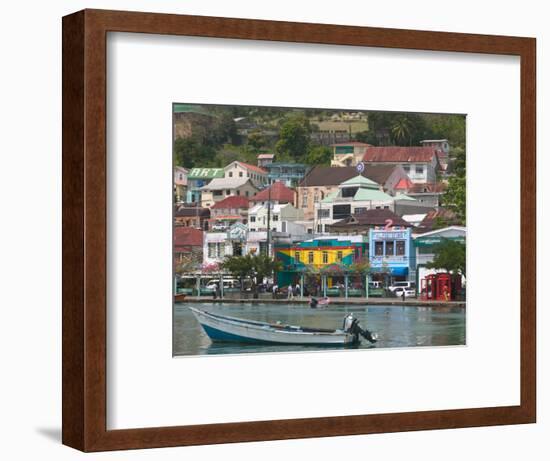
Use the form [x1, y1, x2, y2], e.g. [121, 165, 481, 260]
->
[396, 240, 406, 256]
[403, 165, 411, 173]
[213, 190, 222, 196]
[386, 241, 395, 256]
[208, 243, 217, 258]
[415, 165, 424, 174]
[250, 216, 256, 222]
[317, 209, 330, 218]
[295, 251, 300, 262]
[226, 190, 231, 195]
[337, 251, 343, 262]
[308, 251, 314, 264]
[239, 171, 243, 177]
[375, 241, 384, 256]
[273, 214, 279, 221]
[228, 172, 233, 177]
[322, 251, 329, 264]
[333, 204, 352, 220]
[245, 191, 249, 196]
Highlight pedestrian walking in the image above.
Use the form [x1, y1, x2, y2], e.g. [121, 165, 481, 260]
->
[295, 283, 301, 298]
[287, 285, 294, 300]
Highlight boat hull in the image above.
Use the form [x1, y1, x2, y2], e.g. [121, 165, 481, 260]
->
[189, 307, 355, 346]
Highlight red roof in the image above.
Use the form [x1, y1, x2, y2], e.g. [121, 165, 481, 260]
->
[174, 226, 203, 248]
[394, 177, 414, 190]
[363, 146, 439, 163]
[211, 195, 250, 209]
[250, 181, 295, 203]
[235, 161, 268, 174]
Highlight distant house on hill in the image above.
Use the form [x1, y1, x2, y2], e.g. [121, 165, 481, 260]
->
[330, 142, 372, 167]
[249, 181, 296, 206]
[173, 166, 188, 203]
[362, 146, 443, 184]
[420, 139, 450, 166]
[296, 165, 409, 221]
[224, 161, 268, 188]
[257, 153, 275, 168]
[209, 196, 250, 230]
[200, 177, 259, 208]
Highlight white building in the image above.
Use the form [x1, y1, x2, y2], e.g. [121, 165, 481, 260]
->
[314, 175, 395, 233]
[203, 222, 307, 264]
[200, 177, 259, 208]
[248, 203, 304, 234]
[223, 161, 269, 188]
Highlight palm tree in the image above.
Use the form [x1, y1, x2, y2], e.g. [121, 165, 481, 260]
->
[391, 116, 413, 145]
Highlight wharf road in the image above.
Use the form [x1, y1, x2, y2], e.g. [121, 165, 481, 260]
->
[176, 296, 465, 308]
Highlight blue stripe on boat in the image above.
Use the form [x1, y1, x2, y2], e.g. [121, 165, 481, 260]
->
[202, 324, 281, 344]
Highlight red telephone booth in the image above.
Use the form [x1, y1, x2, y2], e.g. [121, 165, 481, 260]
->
[421, 272, 457, 301]
[435, 273, 451, 301]
[421, 274, 436, 300]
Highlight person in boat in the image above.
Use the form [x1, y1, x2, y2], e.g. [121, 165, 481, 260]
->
[343, 313, 377, 344]
[309, 297, 318, 308]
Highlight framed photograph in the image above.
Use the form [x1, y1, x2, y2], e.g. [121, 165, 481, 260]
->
[62, 9, 536, 452]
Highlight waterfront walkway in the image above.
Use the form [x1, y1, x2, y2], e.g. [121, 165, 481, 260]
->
[177, 296, 465, 308]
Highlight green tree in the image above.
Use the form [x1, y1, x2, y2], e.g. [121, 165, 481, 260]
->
[426, 239, 466, 277]
[173, 137, 216, 168]
[221, 254, 282, 294]
[442, 147, 466, 225]
[247, 129, 267, 154]
[305, 145, 332, 166]
[390, 115, 414, 145]
[275, 114, 311, 160]
[251, 254, 283, 287]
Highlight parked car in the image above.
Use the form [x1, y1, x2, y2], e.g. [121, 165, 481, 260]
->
[393, 287, 416, 298]
[205, 279, 241, 290]
[388, 281, 416, 293]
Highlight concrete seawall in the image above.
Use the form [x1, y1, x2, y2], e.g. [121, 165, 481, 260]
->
[176, 296, 465, 308]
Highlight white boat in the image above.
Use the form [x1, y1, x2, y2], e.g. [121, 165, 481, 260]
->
[189, 307, 360, 346]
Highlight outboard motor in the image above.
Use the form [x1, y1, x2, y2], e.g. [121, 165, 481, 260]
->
[343, 313, 377, 344]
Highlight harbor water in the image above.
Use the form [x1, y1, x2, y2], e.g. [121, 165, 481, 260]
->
[173, 302, 466, 356]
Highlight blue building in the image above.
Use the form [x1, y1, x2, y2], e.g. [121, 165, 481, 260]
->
[265, 162, 309, 187]
[369, 228, 416, 282]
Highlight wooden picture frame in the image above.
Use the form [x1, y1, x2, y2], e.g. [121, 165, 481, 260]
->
[62, 9, 536, 452]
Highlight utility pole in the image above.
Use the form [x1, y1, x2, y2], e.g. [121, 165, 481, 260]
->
[266, 183, 272, 257]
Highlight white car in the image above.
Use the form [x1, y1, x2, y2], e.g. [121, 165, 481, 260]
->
[388, 281, 416, 293]
[205, 279, 241, 290]
[393, 287, 416, 298]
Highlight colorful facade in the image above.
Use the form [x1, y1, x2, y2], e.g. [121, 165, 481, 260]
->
[369, 228, 415, 281]
[275, 236, 368, 288]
